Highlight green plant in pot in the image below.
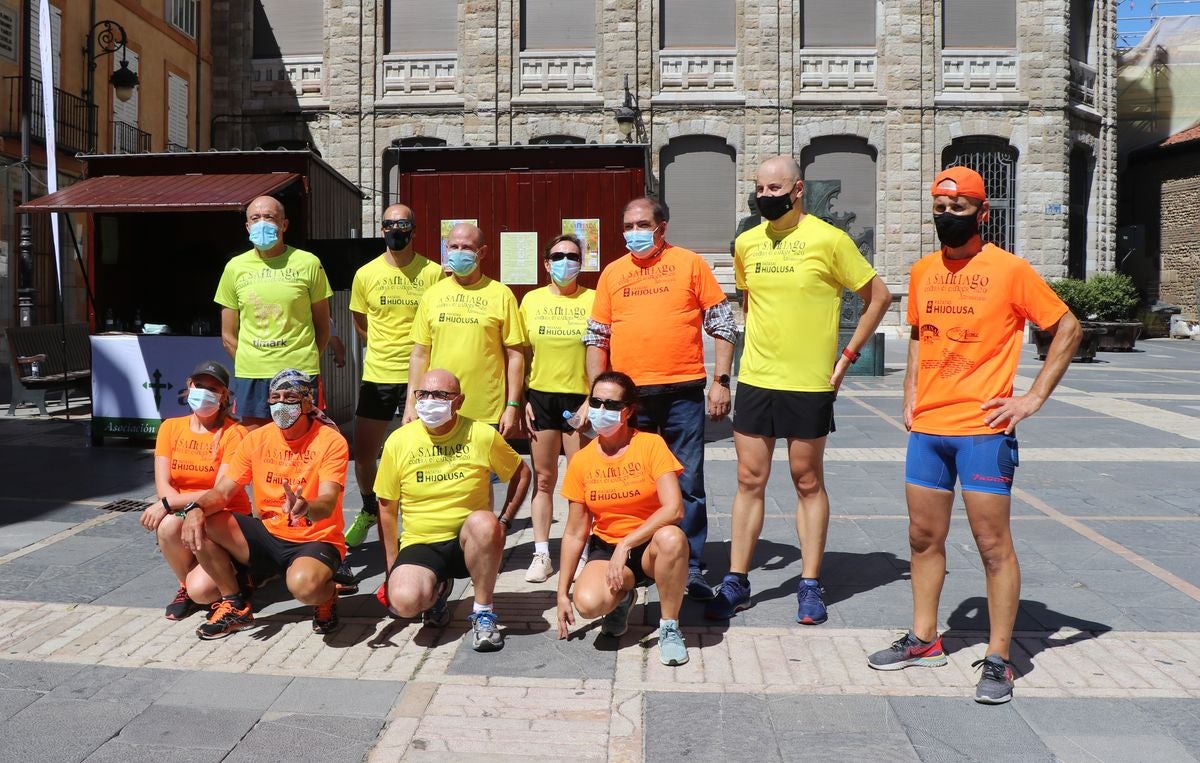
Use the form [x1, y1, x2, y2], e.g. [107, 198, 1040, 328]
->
[1033, 278, 1100, 361]
[1086, 273, 1142, 351]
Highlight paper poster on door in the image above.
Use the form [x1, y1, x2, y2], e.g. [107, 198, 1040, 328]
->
[500, 232, 539, 285]
[562, 218, 600, 272]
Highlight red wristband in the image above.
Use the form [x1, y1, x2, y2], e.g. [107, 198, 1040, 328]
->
[842, 347, 860, 364]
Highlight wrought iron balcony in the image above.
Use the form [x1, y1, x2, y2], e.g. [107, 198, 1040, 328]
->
[3, 76, 96, 155]
[111, 120, 151, 154]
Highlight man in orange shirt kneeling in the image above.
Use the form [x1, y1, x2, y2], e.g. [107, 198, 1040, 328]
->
[181, 368, 350, 640]
[866, 167, 1082, 705]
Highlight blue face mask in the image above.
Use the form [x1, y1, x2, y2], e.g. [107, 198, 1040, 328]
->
[446, 249, 479, 278]
[588, 406, 623, 437]
[549, 258, 582, 286]
[249, 220, 279, 250]
[186, 387, 221, 417]
[623, 228, 658, 256]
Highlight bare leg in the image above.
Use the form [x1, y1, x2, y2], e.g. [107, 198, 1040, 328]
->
[285, 557, 336, 606]
[156, 514, 196, 584]
[963, 491, 1019, 660]
[461, 510, 504, 606]
[571, 561, 635, 619]
[528, 428, 564, 545]
[192, 512, 251, 600]
[386, 565, 441, 618]
[789, 437, 829, 579]
[906, 483, 954, 642]
[643, 526, 689, 620]
[730, 432, 774, 573]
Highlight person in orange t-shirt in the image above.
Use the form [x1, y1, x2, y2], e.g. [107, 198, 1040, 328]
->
[143, 361, 250, 622]
[866, 167, 1081, 706]
[556, 371, 691, 667]
[180, 368, 349, 641]
[584, 197, 737, 601]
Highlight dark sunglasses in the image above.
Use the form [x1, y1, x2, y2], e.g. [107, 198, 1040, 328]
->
[414, 389, 457, 401]
[589, 396, 629, 411]
[546, 251, 582, 262]
[381, 219, 414, 231]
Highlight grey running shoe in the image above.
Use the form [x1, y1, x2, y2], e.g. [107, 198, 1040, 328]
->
[600, 590, 635, 638]
[658, 621, 689, 666]
[686, 570, 717, 601]
[867, 632, 948, 670]
[469, 609, 504, 652]
[972, 654, 1015, 704]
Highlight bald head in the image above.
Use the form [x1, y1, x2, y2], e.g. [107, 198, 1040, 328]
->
[246, 195, 286, 223]
[447, 223, 485, 251]
[420, 368, 461, 396]
[757, 156, 802, 187]
[383, 203, 413, 223]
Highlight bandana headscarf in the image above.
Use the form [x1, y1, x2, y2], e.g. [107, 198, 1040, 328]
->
[269, 368, 337, 427]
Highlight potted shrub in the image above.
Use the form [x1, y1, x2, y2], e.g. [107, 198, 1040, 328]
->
[1032, 278, 1102, 362]
[1087, 273, 1142, 351]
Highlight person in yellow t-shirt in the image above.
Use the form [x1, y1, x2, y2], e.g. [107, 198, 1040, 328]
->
[343, 203, 444, 550]
[555, 371, 690, 667]
[518, 233, 595, 584]
[405, 223, 526, 437]
[143, 361, 250, 622]
[706, 156, 892, 626]
[180, 369, 349, 641]
[214, 196, 332, 428]
[375, 369, 531, 653]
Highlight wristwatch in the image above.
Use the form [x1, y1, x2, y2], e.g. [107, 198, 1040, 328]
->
[498, 516, 511, 528]
[713, 374, 731, 388]
[842, 347, 861, 364]
[175, 501, 200, 519]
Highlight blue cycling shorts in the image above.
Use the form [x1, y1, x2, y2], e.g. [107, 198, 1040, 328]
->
[905, 432, 1019, 496]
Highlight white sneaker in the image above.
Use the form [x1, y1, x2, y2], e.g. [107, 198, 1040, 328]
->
[525, 552, 554, 583]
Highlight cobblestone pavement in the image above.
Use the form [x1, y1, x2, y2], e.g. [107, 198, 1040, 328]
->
[1, 338, 1199, 761]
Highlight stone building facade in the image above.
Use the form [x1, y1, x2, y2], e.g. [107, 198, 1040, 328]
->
[210, 0, 1117, 306]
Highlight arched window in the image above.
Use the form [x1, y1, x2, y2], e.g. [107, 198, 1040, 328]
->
[800, 136, 878, 263]
[942, 137, 1018, 252]
[660, 135, 736, 255]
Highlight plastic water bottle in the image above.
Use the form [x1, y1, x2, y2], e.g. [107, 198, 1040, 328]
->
[563, 409, 591, 435]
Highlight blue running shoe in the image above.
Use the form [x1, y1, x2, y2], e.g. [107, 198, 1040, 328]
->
[704, 574, 752, 620]
[796, 578, 827, 625]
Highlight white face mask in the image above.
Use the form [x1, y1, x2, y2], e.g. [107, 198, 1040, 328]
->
[187, 387, 221, 417]
[588, 406, 623, 437]
[416, 399, 454, 429]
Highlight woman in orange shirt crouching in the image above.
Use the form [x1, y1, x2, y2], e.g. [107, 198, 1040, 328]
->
[555, 371, 691, 666]
[141, 361, 250, 620]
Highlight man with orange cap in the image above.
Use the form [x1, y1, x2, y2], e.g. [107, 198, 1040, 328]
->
[866, 166, 1082, 705]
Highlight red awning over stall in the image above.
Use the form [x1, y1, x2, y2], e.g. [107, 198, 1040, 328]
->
[18, 172, 301, 213]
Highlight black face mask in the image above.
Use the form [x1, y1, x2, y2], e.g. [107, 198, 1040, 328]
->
[384, 229, 412, 251]
[933, 211, 980, 248]
[756, 192, 794, 222]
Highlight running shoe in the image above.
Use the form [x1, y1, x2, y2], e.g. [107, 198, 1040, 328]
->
[343, 509, 378, 547]
[164, 586, 200, 621]
[333, 558, 358, 595]
[600, 590, 636, 638]
[796, 578, 828, 625]
[469, 609, 504, 652]
[705, 575, 752, 620]
[972, 654, 1015, 704]
[867, 632, 948, 670]
[312, 591, 339, 634]
[525, 552, 554, 583]
[423, 580, 451, 628]
[658, 621, 689, 666]
[686, 569, 717, 601]
[195, 598, 253, 640]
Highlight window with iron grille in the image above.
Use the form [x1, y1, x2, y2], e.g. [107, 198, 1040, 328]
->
[166, 0, 197, 38]
[942, 137, 1018, 252]
[0, 4, 16, 62]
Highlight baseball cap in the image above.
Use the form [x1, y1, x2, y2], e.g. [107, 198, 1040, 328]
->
[190, 360, 230, 388]
[931, 166, 987, 201]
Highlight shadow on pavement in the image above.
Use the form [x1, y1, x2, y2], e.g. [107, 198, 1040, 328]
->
[944, 595, 1112, 677]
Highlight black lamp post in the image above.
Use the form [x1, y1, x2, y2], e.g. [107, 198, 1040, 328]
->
[84, 19, 139, 154]
[614, 74, 646, 144]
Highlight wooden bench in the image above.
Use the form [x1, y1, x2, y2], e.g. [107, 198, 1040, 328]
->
[5, 323, 91, 416]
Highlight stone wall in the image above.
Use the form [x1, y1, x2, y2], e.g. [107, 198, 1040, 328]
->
[1160, 176, 1200, 318]
[210, 0, 1119, 303]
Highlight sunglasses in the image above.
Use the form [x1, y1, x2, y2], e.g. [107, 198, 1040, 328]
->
[414, 389, 457, 401]
[381, 219, 414, 231]
[589, 397, 629, 411]
[546, 251, 582, 262]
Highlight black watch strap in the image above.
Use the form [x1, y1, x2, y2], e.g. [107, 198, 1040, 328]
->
[161, 497, 171, 512]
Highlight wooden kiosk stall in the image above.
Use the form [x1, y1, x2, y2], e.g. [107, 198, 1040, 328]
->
[20, 150, 366, 443]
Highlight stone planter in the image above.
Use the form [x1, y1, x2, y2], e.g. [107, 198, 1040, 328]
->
[1033, 325, 1102, 362]
[1091, 321, 1142, 351]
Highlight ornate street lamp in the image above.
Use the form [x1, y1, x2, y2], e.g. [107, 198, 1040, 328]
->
[614, 74, 646, 144]
[85, 20, 139, 153]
